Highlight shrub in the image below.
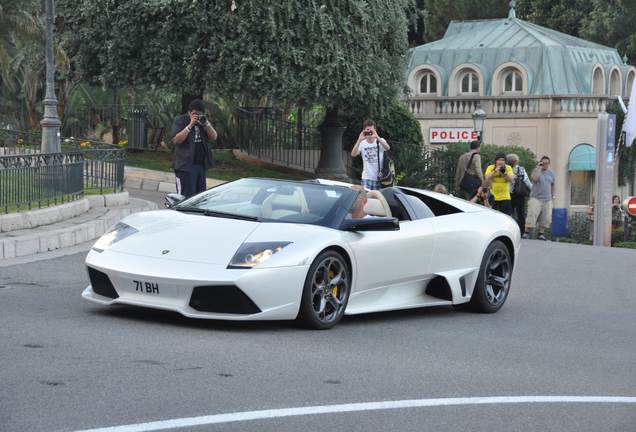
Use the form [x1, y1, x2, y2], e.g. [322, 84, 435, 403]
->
[614, 241, 636, 249]
[611, 226, 636, 245]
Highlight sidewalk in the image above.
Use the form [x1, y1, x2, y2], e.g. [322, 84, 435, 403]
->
[124, 166, 225, 193]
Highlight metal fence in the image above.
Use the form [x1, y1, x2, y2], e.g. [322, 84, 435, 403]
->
[0, 129, 125, 213]
[236, 108, 321, 173]
[0, 153, 84, 213]
[62, 104, 150, 148]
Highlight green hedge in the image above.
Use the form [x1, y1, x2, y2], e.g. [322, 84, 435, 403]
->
[613, 241, 636, 249]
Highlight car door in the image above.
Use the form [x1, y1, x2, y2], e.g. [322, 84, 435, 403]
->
[343, 191, 437, 297]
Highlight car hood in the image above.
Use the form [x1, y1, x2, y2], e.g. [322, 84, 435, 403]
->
[108, 210, 259, 265]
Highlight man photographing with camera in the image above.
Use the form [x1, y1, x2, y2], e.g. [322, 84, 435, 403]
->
[171, 99, 218, 198]
[350, 119, 390, 190]
[484, 152, 514, 215]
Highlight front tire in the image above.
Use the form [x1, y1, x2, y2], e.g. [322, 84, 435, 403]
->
[297, 250, 351, 330]
[466, 240, 512, 313]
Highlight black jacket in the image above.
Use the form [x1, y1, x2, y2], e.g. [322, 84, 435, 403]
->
[171, 114, 214, 171]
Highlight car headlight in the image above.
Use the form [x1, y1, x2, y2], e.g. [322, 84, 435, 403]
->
[92, 222, 138, 252]
[228, 242, 292, 269]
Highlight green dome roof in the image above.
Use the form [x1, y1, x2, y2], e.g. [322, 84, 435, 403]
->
[407, 18, 626, 96]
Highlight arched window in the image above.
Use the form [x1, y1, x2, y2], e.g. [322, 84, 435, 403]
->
[460, 72, 479, 94]
[503, 70, 523, 93]
[420, 72, 437, 94]
[609, 69, 621, 96]
[592, 67, 605, 95]
[626, 71, 635, 97]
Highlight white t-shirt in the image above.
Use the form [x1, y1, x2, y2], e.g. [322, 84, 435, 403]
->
[358, 139, 384, 180]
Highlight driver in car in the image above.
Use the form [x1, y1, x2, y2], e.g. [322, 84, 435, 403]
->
[348, 185, 375, 219]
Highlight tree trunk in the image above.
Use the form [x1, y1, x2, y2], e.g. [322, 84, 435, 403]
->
[315, 107, 349, 180]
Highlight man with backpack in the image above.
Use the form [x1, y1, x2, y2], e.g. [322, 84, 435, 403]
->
[455, 140, 484, 199]
[507, 153, 532, 233]
[351, 120, 391, 190]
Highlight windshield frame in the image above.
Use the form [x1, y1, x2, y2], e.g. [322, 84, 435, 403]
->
[173, 178, 357, 228]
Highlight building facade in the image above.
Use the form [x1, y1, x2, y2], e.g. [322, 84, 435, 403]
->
[405, 7, 635, 210]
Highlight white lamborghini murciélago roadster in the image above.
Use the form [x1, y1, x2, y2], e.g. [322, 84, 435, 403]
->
[83, 178, 520, 329]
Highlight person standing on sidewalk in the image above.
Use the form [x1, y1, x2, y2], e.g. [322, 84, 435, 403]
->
[484, 152, 514, 215]
[171, 99, 218, 198]
[455, 140, 483, 199]
[350, 120, 390, 190]
[523, 156, 556, 240]
[507, 153, 532, 233]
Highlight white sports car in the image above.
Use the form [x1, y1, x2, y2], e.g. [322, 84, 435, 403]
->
[83, 178, 520, 329]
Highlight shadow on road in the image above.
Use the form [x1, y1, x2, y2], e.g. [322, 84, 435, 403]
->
[87, 303, 460, 332]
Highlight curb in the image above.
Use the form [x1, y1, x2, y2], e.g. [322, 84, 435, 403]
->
[0, 197, 157, 260]
[0, 191, 130, 233]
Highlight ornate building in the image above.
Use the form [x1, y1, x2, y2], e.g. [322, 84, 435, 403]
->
[405, 4, 635, 209]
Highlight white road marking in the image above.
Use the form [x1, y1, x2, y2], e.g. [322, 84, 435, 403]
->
[74, 396, 636, 432]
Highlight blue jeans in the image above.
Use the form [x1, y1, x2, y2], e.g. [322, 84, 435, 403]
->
[361, 179, 381, 190]
[175, 165, 207, 198]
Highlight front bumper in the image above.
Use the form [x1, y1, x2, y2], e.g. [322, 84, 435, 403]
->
[83, 249, 310, 321]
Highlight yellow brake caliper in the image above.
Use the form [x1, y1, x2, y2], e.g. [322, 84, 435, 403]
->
[329, 271, 339, 297]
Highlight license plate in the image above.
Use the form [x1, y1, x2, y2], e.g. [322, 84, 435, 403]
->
[133, 280, 159, 294]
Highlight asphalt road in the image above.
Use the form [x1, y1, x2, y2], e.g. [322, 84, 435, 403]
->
[1, 232, 635, 431]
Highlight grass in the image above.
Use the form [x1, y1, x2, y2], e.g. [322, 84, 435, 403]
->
[124, 149, 308, 181]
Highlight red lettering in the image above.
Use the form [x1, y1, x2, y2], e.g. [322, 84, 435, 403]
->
[440, 132, 447, 139]
[471, 131, 478, 140]
[431, 131, 438, 139]
[461, 131, 468, 140]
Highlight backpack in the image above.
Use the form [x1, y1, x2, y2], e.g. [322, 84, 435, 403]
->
[512, 167, 531, 196]
[459, 152, 481, 194]
[376, 141, 396, 187]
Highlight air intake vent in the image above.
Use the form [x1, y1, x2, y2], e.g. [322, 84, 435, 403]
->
[87, 267, 119, 299]
[425, 276, 453, 301]
[190, 285, 261, 314]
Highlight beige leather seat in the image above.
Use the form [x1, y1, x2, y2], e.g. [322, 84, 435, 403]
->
[364, 190, 392, 217]
[261, 188, 309, 218]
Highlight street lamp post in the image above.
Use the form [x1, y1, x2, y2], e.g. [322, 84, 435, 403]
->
[41, 0, 61, 153]
[472, 107, 487, 144]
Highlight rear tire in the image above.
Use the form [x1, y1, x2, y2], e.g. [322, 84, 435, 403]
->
[466, 240, 512, 313]
[297, 250, 351, 330]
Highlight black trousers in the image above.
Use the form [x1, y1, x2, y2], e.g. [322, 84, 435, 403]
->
[175, 165, 207, 198]
[492, 199, 512, 215]
[510, 193, 526, 233]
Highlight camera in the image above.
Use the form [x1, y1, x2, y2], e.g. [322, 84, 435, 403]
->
[363, 130, 372, 136]
[198, 115, 207, 125]
[499, 166, 506, 173]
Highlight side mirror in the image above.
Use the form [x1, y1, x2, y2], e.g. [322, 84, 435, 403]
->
[341, 217, 400, 231]
[164, 193, 185, 208]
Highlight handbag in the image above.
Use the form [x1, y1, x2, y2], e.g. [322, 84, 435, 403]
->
[459, 152, 481, 192]
[376, 141, 395, 187]
[512, 167, 531, 196]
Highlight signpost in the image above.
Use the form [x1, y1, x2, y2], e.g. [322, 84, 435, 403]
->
[429, 128, 478, 144]
[593, 113, 616, 247]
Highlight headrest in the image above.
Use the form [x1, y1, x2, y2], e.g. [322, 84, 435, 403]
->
[364, 190, 392, 217]
[364, 198, 388, 217]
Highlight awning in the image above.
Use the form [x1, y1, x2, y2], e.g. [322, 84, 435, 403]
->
[568, 144, 596, 171]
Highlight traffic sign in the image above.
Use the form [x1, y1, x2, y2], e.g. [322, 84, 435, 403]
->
[624, 196, 636, 217]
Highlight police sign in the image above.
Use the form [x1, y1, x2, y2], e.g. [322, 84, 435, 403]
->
[429, 128, 478, 144]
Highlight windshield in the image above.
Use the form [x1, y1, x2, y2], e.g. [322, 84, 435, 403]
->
[174, 178, 353, 226]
